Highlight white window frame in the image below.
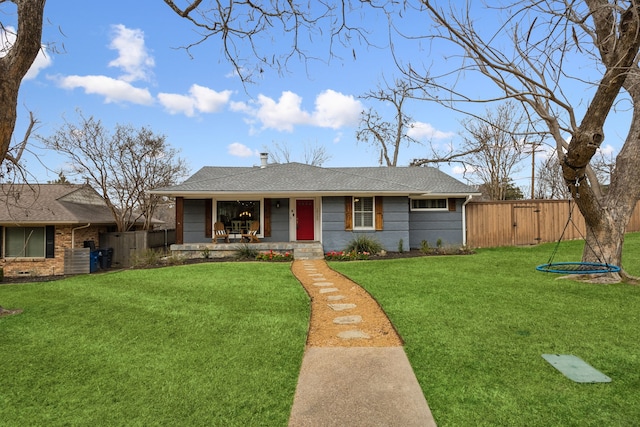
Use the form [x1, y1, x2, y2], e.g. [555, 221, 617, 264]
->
[4, 226, 46, 258]
[410, 198, 449, 211]
[353, 196, 375, 230]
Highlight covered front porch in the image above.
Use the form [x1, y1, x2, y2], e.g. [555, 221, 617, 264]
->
[170, 241, 325, 260]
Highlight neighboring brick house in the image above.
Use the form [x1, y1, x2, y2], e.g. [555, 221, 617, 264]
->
[0, 184, 118, 278]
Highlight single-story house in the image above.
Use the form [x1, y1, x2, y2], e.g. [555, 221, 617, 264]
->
[153, 155, 480, 256]
[0, 183, 119, 278]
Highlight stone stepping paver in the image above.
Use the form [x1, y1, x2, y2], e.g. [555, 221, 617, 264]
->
[312, 277, 328, 281]
[307, 273, 323, 277]
[338, 330, 371, 339]
[313, 282, 334, 287]
[326, 295, 345, 301]
[333, 315, 362, 325]
[319, 288, 339, 293]
[328, 303, 357, 311]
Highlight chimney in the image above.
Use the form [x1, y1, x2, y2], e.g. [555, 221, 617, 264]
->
[260, 152, 268, 168]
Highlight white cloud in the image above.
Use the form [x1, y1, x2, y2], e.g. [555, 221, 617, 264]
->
[57, 75, 153, 105]
[598, 144, 616, 156]
[255, 91, 311, 131]
[0, 26, 52, 79]
[228, 142, 256, 157]
[158, 84, 232, 116]
[157, 93, 194, 115]
[407, 121, 455, 140]
[108, 24, 154, 82]
[231, 90, 362, 132]
[53, 24, 155, 106]
[311, 90, 362, 129]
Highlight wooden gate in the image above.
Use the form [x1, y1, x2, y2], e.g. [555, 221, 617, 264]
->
[512, 203, 540, 245]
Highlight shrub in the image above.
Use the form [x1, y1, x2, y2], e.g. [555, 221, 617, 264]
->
[420, 240, 430, 254]
[255, 250, 293, 262]
[164, 253, 187, 266]
[235, 244, 259, 260]
[131, 249, 163, 267]
[345, 235, 383, 255]
[398, 239, 404, 253]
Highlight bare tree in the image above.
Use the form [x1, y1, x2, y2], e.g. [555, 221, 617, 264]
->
[40, 113, 190, 231]
[404, 1, 640, 280]
[264, 140, 331, 166]
[356, 79, 420, 166]
[0, 0, 45, 178]
[535, 154, 571, 200]
[459, 102, 529, 200]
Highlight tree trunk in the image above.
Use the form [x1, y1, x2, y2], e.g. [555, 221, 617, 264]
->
[575, 78, 640, 279]
[0, 0, 46, 163]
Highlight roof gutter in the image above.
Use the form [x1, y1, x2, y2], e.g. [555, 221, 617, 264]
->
[71, 223, 91, 249]
[462, 195, 474, 247]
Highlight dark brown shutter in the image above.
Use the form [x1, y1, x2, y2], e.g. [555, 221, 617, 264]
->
[205, 199, 212, 238]
[448, 198, 457, 212]
[375, 196, 383, 230]
[264, 198, 271, 237]
[45, 226, 55, 258]
[175, 197, 184, 244]
[345, 196, 353, 230]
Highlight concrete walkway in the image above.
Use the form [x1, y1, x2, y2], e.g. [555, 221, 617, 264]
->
[288, 260, 437, 426]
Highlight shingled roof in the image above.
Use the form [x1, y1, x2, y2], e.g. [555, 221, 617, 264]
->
[0, 184, 115, 225]
[154, 163, 478, 196]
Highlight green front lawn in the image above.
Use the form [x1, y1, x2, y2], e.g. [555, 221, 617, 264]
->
[2, 234, 639, 426]
[331, 233, 640, 426]
[0, 263, 309, 426]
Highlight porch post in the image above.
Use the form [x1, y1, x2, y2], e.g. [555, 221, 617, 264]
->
[175, 197, 184, 244]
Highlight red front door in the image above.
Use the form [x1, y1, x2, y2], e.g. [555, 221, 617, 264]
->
[296, 199, 315, 240]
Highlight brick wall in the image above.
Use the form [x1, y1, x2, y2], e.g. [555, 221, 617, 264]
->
[1, 224, 109, 278]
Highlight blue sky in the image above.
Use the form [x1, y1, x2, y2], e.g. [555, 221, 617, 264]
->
[3, 1, 626, 191]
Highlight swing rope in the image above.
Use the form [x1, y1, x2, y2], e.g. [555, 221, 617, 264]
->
[536, 179, 620, 274]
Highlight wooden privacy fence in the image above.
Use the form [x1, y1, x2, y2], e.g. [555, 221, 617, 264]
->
[466, 199, 640, 248]
[99, 229, 176, 268]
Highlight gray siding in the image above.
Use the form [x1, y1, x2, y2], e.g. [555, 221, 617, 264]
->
[266, 198, 290, 242]
[321, 196, 410, 252]
[183, 199, 207, 243]
[408, 199, 465, 248]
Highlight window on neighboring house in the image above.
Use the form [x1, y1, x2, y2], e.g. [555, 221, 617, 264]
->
[353, 197, 374, 229]
[411, 198, 448, 211]
[5, 226, 46, 257]
[215, 200, 261, 234]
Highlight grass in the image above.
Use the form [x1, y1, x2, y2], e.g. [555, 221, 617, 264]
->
[330, 233, 640, 426]
[0, 263, 309, 426]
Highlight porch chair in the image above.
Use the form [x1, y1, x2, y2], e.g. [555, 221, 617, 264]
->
[241, 221, 260, 243]
[213, 222, 230, 243]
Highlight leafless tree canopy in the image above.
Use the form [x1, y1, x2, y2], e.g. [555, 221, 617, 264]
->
[459, 102, 530, 200]
[265, 140, 331, 166]
[356, 79, 421, 167]
[535, 153, 571, 200]
[162, 0, 383, 83]
[40, 113, 190, 231]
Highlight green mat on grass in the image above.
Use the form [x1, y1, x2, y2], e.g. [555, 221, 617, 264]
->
[542, 354, 611, 383]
